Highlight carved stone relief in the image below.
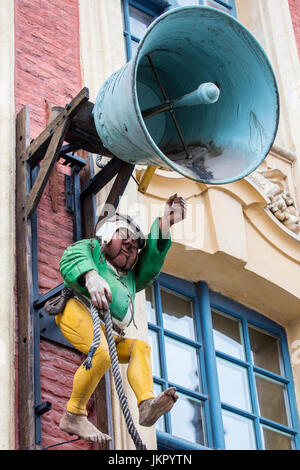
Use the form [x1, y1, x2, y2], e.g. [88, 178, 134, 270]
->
[248, 167, 300, 235]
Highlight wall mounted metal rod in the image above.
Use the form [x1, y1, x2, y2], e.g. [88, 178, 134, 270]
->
[146, 54, 190, 159]
[142, 82, 220, 120]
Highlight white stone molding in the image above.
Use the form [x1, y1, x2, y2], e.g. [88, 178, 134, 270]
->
[236, 0, 300, 208]
[78, 0, 126, 101]
[0, 0, 15, 450]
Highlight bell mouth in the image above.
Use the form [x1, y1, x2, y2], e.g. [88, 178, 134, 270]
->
[133, 5, 279, 184]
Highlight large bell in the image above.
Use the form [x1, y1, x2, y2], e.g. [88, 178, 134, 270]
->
[93, 6, 279, 184]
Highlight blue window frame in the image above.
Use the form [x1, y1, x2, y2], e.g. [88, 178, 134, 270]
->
[199, 0, 236, 16]
[145, 274, 300, 450]
[122, 0, 167, 60]
[122, 0, 236, 61]
[146, 276, 212, 449]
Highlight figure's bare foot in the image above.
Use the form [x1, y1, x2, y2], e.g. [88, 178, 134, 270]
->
[139, 387, 178, 427]
[59, 411, 112, 445]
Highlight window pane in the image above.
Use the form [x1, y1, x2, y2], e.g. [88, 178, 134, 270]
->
[212, 310, 244, 360]
[176, 0, 199, 5]
[249, 326, 282, 375]
[154, 383, 166, 432]
[121, 0, 126, 30]
[129, 6, 153, 39]
[145, 286, 156, 324]
[170, 392, 206, 446]
[255, 374, 290, 427]
[216, 358, 252, 412]
[123, 37, 129, 61]
[203, 0, 232, 13]
[165, 337, 200, 392]
[148, 329, 161, 377]
[130, 39, 139, 57]
[222, 410, 256, 450]
[161, 288, 195, 340]
[262, 426, 294, 450]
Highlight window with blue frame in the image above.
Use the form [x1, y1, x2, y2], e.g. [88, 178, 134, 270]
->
[122, 0, 167, 60]
[176, 0, 235, 16]
[145, 274, 300, 450]
[122, 0, 236, 61]
[198, 0, 236, 16]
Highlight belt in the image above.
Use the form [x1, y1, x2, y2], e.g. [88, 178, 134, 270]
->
[44, 287, 125, 336]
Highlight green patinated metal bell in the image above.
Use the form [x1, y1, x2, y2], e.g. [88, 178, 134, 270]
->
[93, 6, 279, 185]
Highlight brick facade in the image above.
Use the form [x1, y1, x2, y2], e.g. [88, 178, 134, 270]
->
[14, 0, 98, 450]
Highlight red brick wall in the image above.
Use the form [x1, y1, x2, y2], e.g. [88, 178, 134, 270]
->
[14, 0, 98, 450]
[289, 0, 300, 56]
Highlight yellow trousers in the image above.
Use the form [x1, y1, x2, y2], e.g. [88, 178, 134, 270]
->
[56, 298, 155, 415]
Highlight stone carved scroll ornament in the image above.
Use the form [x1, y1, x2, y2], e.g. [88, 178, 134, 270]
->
[248, 168, 300, 235]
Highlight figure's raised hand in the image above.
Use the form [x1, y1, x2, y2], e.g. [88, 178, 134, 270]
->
[85, 269, 112, 311]
[164, 193, 187, 225]
[160, 194, 187, 235]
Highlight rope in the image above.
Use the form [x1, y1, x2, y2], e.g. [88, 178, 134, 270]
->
[90, 303, 147, 451]
[43, 437, 81, 450]
[82, 302, 101, 370]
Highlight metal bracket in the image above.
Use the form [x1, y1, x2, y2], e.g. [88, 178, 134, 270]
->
[35, 286, 76, 350]
[59, 148, 87, 169]
[34, 401, 52, 447]
[138, 165, 157, 193]
[65, 174, 74, 213]
[39, 308, 75, 350]
[35, 401, 52, 417]
[63, 151, 87, 213]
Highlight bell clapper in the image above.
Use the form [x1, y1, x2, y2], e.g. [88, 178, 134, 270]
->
[142, 57, 220, 161]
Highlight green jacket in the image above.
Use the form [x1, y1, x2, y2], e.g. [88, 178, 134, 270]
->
[59, 218, 171, 325]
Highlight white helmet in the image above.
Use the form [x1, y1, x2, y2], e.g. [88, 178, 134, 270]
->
[95, 213, 145, 249]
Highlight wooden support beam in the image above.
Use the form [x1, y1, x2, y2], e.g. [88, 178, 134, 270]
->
[105, 162, 134, 210]
[80, 157, 124, 199]
[78, 151, 97, 238]
[66, 101, 112, 156]
[16, 106, 36, 449]
[95, 162, 134, 228]
[46, 104, 63, 214]
[26, 118, 71, 219]
[26, 87, 89, 168]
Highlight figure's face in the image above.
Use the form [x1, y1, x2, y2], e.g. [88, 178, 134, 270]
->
[104, 228, 139, 271]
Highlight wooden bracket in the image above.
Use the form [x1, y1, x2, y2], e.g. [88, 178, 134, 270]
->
[95, 162, 134, 229]
[26, 87, 89, 168]
[25, 88, 89, 219]
[16, 106, 36, 450]
[26, 118, 71, 219]
[15, 86, 135, 449]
